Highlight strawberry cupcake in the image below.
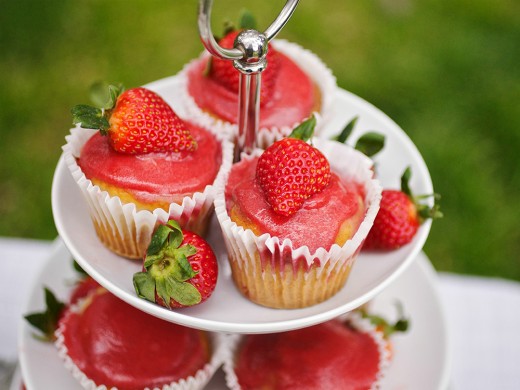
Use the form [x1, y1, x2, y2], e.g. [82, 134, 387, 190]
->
[223, 312, 391, 390]
[214, 117, 382, 309]
[55, 283, 225, 390]
[64, 85, 234, 259]
[179, 29, 336, 148]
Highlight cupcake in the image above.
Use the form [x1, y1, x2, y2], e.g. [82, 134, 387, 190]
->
[64, 85, 234, 259]
[223, 312, 391, 390]
[55, 281, 225, 390]
[214, 118, 382, 308]
[180, 28, 336, 148]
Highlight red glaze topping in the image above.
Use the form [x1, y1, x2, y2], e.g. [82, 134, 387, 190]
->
[226, 157, 363, 253]
[60, 289, 210, 389]
[187, 52, 316, 128]
[235, 320, 381, 390]
[78, 123, 222, 204]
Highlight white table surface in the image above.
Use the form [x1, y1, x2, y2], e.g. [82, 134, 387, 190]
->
[1, 237, 520, 390]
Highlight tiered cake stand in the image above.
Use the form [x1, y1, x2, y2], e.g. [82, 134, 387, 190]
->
[17, 1, 450, 389]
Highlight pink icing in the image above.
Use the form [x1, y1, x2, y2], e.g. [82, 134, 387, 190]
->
[78, 123, 222, 204]
[226, 157, 363, 253]
[61, 289, 210, 389]
[187, 52, 316, 128]
[235, 319, 381, 390]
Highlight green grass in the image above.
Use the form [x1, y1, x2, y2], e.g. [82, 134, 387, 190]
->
[1, 0, 519, 280]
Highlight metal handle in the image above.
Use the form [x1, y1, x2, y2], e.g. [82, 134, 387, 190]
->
[197, 0, 300, 157]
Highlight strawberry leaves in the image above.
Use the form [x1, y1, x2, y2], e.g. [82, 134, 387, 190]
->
[332, 116, 386, 158]
[133, 220, 202, 308]
[71, 104, 110, 134]
[400, 166, 443, 223]
[289, 114, 317, 141]
[360, 302, 410, 338]
[24, 287, 65, 342]
[71, 83, 124, 134]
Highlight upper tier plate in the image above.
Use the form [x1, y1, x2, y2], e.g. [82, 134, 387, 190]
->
[52, 79, 433, 333]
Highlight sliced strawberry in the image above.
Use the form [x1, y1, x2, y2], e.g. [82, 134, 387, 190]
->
[133, 220, 218, 309]
[256, 115, 331, 216]
[72, 84, 197, 154]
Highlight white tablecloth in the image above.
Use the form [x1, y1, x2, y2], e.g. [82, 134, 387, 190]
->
[1, 237, 520, 390]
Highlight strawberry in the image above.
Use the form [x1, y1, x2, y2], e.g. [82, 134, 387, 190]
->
[256, 115, 331, 216]
[207, 30, 281, 105]
[133, 220, 218, 309]
[72, 84, 197, 154]
[364, 167, 442, 250]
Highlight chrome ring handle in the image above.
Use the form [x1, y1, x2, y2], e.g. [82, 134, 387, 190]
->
[198, 0, 299, 60]
[197, 0, 300, 157]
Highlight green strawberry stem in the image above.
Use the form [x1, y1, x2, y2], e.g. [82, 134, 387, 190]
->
[289, 114, 316, 141]
[133, 220, 201, 308]
[239, 9, 257, 30]
[400, 166, 443, 223]
[71, 83, 124, 133]
[332, 115, 386, 157]
[24, 287, 66, 342]
[333, 116, 358, 143]
[360, 301, 410, 338]
[355, 132, 385, 157]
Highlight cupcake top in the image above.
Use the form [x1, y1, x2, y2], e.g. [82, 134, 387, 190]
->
[180, 38, 336, 148]
[228, 315, 389, 390]
[186, 40, 318, 129]
[226, 154, 365, 253]
[56, 286, 212, 390]
[78, 123, 222, 207]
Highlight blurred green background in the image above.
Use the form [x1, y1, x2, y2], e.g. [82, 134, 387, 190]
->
[1, 0, 519, 280]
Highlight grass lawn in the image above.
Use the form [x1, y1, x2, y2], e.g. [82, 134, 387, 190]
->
[1, 0, 519, 280]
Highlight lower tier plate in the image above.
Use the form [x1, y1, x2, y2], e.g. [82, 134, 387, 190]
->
[18, 239, 450, 390]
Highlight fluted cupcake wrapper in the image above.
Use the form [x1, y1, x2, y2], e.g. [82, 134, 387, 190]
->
[214, 138, 382, 309]
[222, 311, 392, 390]
[63, 125, 234, 260]
[55, 294, 229, 390]
[178, 39, 337, 149]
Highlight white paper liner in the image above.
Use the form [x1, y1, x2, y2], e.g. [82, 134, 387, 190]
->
[62, 122, 234, 259]
[222, 311, 391, 390]
[177, 39, 337, 149]
[214, 138, 381, 307]
[55, 290, 228, 390]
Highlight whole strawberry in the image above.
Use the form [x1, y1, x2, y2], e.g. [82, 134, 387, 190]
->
[364, 167, 442, 250]
[133, 220, 218, 308]
[207, 29, 280, 105]
[72, 84, 197, 154]
[256, 115, 331, 216]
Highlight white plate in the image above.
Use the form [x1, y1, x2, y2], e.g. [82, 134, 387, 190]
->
[52, 80, 434, 333]
[17, 239, 450, 390]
